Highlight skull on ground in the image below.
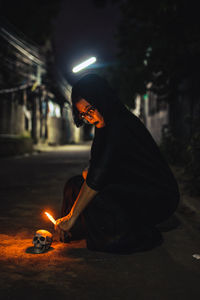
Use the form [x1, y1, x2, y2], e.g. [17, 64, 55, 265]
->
[33, 229, 53, 254]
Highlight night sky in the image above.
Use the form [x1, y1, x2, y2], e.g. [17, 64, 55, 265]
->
[52, 0, 121, 83]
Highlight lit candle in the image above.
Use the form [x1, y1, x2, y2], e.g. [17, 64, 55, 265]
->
[45, 212, 56, 225]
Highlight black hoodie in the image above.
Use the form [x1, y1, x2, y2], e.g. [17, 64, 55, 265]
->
[71, 74, 179, 216]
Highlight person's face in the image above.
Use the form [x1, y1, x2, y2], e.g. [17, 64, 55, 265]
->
[76, 98, 105, 128]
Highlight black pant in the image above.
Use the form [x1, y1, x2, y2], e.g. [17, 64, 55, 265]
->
[60, 175, 179, 253]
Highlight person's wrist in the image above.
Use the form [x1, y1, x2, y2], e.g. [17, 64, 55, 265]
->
[70, 210, 78, 223]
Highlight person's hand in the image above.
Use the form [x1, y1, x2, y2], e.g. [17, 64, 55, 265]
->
[54, 213, 75, 233]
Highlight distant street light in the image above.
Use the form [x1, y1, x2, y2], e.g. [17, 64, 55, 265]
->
[72, 57, 96, 73]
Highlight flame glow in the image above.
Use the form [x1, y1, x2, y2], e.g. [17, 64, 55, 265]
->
[45, 212, 56, 224]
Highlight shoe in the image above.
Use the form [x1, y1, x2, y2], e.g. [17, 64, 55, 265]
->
[103, 227, 163, 254]
[60, 231, 71, 243]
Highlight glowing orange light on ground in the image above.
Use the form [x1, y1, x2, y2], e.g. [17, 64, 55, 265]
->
[45, 212, 56, 225]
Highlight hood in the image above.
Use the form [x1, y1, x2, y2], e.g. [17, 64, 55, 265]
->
[71, 74, 123, 127]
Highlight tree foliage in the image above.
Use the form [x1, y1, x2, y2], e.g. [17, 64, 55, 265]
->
[121, 1, 200, 102]
[94, 0, 200, 108]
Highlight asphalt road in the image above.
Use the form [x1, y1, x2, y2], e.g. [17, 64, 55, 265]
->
[0, 145, 200, 300]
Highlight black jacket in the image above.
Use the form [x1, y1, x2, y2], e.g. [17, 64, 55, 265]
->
[86, 105, 179, 197]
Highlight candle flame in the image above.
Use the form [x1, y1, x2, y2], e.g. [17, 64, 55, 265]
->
[45, 212, 56, 224]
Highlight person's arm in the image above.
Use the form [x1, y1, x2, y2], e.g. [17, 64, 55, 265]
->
[55, 181, 98, 232]
[86, 125, 119, 191]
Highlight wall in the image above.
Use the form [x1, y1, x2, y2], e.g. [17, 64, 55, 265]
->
[0, 92, 84, 145]
[133, 92, 169, 145]
[0, 95, 25, 135]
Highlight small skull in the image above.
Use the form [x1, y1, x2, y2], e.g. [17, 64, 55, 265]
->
[33, 229, 52, 254]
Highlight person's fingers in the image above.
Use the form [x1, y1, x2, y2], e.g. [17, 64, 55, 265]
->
[55, 219, 63, 232]
[55, 223, 60, 233]
[59, 222, 67, 232]
[60, 229, 65, 241]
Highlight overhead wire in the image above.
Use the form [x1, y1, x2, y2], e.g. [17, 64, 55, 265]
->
[0, 19, 71, 103]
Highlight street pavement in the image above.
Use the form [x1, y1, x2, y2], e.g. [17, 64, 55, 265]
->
[0, 144, 200, 300]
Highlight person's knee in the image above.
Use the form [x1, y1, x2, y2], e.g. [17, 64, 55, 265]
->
[64, 175, 83, 192]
